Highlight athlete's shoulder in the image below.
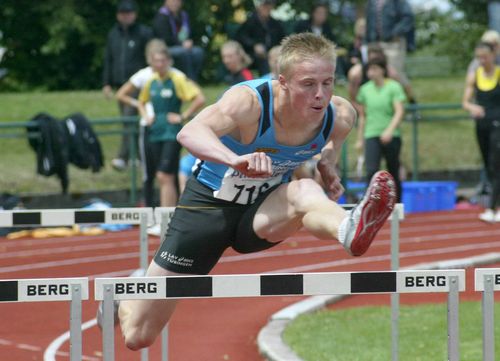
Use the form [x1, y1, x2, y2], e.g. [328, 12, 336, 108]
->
[331, 96, 356, 129]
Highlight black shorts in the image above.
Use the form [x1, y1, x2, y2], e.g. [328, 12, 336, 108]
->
[153, 177, 281, 274]
[147, 139, 181, 175]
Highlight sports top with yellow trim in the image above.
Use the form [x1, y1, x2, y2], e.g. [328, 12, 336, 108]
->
[139, 69, 201, 142]
[194, 79, 336, 205]
[475, 65, 500, 121]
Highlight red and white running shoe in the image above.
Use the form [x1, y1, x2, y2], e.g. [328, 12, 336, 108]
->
[339, 170, 396, 256]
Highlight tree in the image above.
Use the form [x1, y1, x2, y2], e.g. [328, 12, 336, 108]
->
[449, 0, 488, 25]
[0, 0, 362, 90]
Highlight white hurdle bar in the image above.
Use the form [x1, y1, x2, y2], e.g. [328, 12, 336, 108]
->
[96, 269, 464, 361]
[152, 204, 404, 361]
[0, 207, 155, 270]
[475, 268, 500, 361]
[0, 278, 88, 361]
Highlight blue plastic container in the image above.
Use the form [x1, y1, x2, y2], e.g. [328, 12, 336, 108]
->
[402, 181, 457, 213]
[345, 180, 457, 213]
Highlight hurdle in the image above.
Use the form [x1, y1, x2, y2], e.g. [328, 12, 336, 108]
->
[475, 268, 500, 361]
[0, 207, 156, 269]
[95, 269, 464, 361]
[0, 277, 88, 361]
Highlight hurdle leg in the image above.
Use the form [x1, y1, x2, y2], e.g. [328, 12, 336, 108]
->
[140, 213, 149, 270]
[482, 274, 495, 361]
[162, 327, 168, 361]
[390, 206, 401, 361]
[160, 212, 170, 361]
[70, 284, 82, 361]
[103, 285, 115, 361]
[447, 276, 459, 361]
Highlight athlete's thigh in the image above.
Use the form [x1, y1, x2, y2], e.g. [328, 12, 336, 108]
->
[153, 177, 243, 274]
[249, 182, 304, 242]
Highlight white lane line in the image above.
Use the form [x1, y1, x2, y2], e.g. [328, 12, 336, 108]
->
[0, 338, 13, 346]
[0, 240, 139, 259]
[17, 343, 42, 351]
[2, 228, 500, 274]
[0, 251, 142, 274]
[43, 318, 99, 361]
[0, 230, 138, 248]
[271, 240, 500, 273]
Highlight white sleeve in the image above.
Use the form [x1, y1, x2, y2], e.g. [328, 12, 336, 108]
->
[130, 67, 153, 89]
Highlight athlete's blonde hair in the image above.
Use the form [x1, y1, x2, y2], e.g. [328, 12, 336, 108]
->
[278, 32, 336, 77]
[145, 38, 170, 64]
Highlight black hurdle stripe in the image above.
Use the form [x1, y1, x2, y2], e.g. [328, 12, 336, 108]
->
[0, 281, 18, 302]
[166, 276, 213, 298]
[350, 272, 397, 293]
[74, 210, 106, 223]
[260, 274, 304, 295]
[12, 212, 41, 225]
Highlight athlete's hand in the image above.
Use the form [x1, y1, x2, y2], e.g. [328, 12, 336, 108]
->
[468, 104, 485, 119]
[167, 112, 183, 124]
[317, 161, 344, 201]
[231, 152, 273, 178]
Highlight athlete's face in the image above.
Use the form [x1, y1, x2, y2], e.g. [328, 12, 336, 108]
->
[151, 53, 171, 74]
[280, 58, 335, 119]
[221, 47, 241, 73]
[475, 47, 495, 68]
[367, 64, 385, 81]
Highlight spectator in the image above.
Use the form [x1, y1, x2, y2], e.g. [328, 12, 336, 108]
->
[235, 0, 285, 76]
[294, 2, 335, 41]
[152, 0, 204, 82]
[356, 57, 406, 203]
[348, 18, 367, 68]
[467, 30, 500, 75]
[220, 40, 254, 86]
[116, 39, 179, 208]
[137, 45, 205, 234]
[102, 0, 153, 171]
[293, 1, 347, 80]
[348, 44, 415, 113]
[462, 42, 500, 222]
[364, 0, 414, 87]
[489, 0, 500, 34]
[261, 45, 281, 80]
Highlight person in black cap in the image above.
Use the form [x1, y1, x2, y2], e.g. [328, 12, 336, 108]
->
[235, 0, 285, 76]
[102, 0, 153, 171]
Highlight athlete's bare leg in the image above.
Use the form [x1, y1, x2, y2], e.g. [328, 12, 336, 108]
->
[253, 178, 346, 242]
[118, 261, 183, 350]
[254, 171, 396, 256]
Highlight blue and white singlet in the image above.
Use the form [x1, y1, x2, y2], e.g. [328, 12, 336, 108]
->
[194, 79, 336, 205]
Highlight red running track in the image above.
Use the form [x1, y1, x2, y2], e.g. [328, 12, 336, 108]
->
[0, 208, 499, 361]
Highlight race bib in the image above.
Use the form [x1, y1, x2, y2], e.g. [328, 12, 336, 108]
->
[214, 168, 283, 205]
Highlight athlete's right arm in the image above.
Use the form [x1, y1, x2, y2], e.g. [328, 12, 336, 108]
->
[177, 86, 272, 178]
[462, 71, 485, 119]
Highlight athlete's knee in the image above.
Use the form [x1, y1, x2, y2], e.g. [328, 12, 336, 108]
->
[123, 326, 156, 351]
[156, 172, 176, 184]
[288, 178, 325, 210]
[291, 178, 323, 198]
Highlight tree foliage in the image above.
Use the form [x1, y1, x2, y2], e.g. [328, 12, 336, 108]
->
[0, 0, 362, 91]
[1, 0, 486, 91]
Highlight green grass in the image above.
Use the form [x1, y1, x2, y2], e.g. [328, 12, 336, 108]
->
[0, 86, 226, 194]
[0, 76, 477, 195]
[284, 301, 498, 361]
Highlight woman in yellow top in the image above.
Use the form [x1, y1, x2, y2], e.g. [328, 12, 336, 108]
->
[463, 42, 500, 222]
[138, 46, 205, 210]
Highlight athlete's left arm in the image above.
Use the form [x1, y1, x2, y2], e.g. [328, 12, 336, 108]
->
[316, 96, 356, 201]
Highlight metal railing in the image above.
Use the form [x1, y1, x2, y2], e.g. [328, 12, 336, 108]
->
[0, 115, 140, 205]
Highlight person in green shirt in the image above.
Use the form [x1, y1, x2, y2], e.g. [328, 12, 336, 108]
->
[138, 46, 205, 209]
[356, 57, 406, 201]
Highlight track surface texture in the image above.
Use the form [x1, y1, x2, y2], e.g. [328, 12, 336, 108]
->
[0, 208, 499, 361]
